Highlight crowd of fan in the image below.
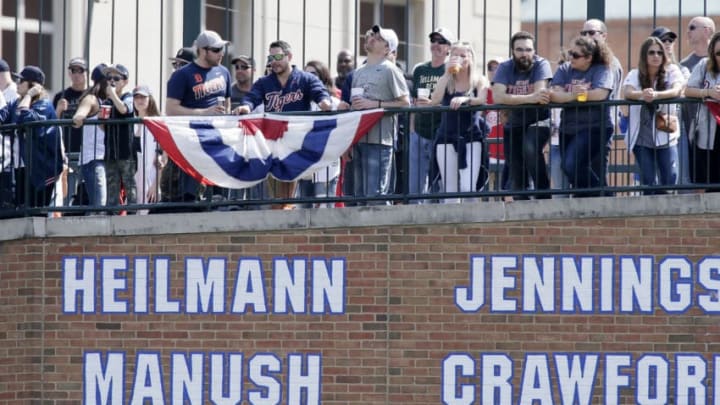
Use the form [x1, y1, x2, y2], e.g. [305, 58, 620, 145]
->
[0, 16, 718, 215]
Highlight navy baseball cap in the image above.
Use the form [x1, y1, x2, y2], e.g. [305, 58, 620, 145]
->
[651, 26, 678, 41]
[91, 63, 108, 82]
[16, 66, 45, 85]
[0, 59, 10, 73]
[170, 47, 195, 65]
[103, 64, 129, 79]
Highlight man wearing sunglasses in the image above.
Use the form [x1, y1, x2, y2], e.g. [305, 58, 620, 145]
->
[229, 55, 255, 109]
[101, 63, 136, 211]
[680, 17, 715, 184]
[234, 40, 331, 209]
[168, 47, 195, 71]
[164, 30, 232, 205]
[52, 57, 87, 206]
[681, 17, 715, 73]
[408, 27, 455, 203]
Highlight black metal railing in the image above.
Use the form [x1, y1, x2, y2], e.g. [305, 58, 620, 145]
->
[0, 97, 714, 218]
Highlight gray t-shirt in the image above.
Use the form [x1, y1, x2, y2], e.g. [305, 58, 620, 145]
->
[352, 59, 409, 145]
[681, 53, 705, 133]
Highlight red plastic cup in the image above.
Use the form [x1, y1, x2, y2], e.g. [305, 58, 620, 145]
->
[99, 105, 111, 119]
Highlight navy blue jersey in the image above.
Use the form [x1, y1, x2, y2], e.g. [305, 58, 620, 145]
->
[242, 66, 329, 112]
[167, 62, 231, 109]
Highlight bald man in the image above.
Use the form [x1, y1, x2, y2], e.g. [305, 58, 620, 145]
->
[681, 16, 715, 72]
[681, 16, 716, 185]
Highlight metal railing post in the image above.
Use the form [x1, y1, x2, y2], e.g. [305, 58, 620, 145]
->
[587, 0, 605, 21]
[183, 0, 203, 46]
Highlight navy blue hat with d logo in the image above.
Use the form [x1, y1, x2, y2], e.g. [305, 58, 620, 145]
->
[91, 63, 108, 83]
[16, 66, 45, 85]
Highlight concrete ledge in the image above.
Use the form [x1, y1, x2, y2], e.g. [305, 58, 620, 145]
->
[0, 193, 716, 241]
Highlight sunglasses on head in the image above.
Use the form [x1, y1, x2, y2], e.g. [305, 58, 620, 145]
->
[580, 30, 603, 36]
[568, 50, 588, 59]
[69, 68, 85, 74]
[205, 46, 224, 53]
[107, 75, 124, 82]
[430, 37, 450, 45]
[267, 53, 285, 62]
[647, 50, 665, 56]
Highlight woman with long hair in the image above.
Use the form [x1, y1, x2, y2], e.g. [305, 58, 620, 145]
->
[430, 41, 489, 203]
[549, 36, 615, 196]
[72, 63, 110, 210]
[623, 36, 684, 193]
[11, 66, 63, 208]
[132, 85, 162, 213]
[685, 31, 720, 188]
[298, 60, 341, 207]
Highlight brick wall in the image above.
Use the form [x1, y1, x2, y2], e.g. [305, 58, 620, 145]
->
[2, 214, 720, 404]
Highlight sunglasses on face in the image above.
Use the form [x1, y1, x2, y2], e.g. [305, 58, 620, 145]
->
[430, 37, 450, 45]
[107, 75, 124, 82]
[647, 50, 665, 57]
[205, 46, 224, 53]
[267, 53, 285, 62]
[580, 30, 603, 36]
[568, 51, 588, 59]
[172, 62, 187, 69]
[235, 64, 251, 70]
[714, 51, 720, 57]
[69, 68, 85, 74]
[661, 38, 675, 44]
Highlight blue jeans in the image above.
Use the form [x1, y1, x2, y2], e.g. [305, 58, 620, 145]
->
[561, 127, 613, 193]
[549, 144, 569, 198]
[505, 125, 551, 198]
[352, 143, 393, 205]
[81, 159, 106, 208]
[633, 144, 679, 193]
[407, 131, 433, 203]
[297, 177, 339, 208]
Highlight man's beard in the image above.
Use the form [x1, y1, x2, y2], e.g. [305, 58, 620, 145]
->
[514, 56, 533, 71]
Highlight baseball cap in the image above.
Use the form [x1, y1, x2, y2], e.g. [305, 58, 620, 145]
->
[0, 59, 9, 73]
[231, 55, 255, 67]
[372, 24, 399, 53]
[487, 56, 504, 65]
[132, 85, 152, 97]
[429, 27, 456, 44]
[650, 26, 678, 41]
[91, 63, 108, 82]
[170, 47, 195, 64]
[103, 64, 129, 79]
[16, 66, 45, 85]
[195, 30, 230, 49]
[68, 57, 87, 70]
